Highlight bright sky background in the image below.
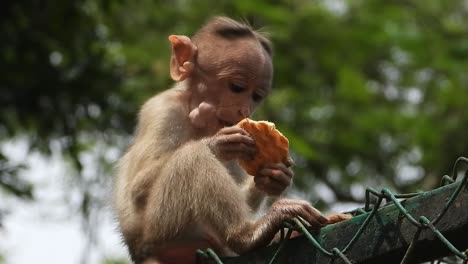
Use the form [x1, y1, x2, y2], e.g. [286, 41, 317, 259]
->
[0, 139, 129, 264]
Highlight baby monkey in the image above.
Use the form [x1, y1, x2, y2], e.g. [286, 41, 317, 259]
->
[114, 17, 331, 264]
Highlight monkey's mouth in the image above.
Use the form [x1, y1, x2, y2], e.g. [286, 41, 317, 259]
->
[219, 119, 234, 127]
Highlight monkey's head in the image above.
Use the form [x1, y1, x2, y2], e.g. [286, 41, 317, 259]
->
[168, 17, 273, 132]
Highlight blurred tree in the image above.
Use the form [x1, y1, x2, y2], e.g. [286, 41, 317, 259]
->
[84, 0, 468, 203]
[1, 0, 467, 261]
[0, 0, 133, 198]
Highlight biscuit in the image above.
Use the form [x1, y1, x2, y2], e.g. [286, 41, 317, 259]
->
[237, 118, 290, 175]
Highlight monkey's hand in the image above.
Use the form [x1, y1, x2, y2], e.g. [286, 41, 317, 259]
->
[254, 162, 293, 196]
[270, 199, 328, 227]
[207, 126, 257, 162]
[189, 101, 216, 129]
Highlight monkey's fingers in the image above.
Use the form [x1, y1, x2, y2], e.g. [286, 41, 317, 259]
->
[217, 133, 255, 146]
[274, 199, 328, 227]
[303, 206, 329, 227]
[217, 141, 257, 161]
[255, 167, 292, 194]
[284, 157, 295, 167]
[326, 213, 352, 224]
[259, 163, 293, 180]
[218, 126, 252, 137]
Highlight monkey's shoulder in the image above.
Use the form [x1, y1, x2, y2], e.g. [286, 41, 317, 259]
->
[139, 86, 190, 123]
[134, 86, 192, 147]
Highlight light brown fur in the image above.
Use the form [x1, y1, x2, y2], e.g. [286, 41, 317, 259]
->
[114, 17, 329, 264]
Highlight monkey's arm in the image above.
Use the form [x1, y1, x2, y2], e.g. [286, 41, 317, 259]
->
[242, 161, 294, 211]
[243, 177, 267, 211]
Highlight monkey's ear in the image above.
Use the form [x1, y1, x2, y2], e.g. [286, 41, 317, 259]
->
[168, 35, 197, 82]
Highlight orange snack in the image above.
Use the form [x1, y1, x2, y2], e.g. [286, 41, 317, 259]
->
[237, 118, 290, 175]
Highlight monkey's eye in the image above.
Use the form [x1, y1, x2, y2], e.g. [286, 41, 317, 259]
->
[252, 92, 263, 102]
[229, 83, 246, 93]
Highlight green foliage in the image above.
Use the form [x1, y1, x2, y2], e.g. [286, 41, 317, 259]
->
[1, 0, 468, 214]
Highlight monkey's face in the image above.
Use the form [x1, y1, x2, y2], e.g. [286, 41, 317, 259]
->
[213, 78, 270, 127]
[194, 38, 273, 130]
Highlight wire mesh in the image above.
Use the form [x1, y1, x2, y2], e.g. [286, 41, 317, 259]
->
[197, 157, 468, 264]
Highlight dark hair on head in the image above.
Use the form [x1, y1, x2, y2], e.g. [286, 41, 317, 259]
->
[193, 16, 273, 56]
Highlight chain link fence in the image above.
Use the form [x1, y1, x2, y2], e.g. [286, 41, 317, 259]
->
[198, 157, 468, 264]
